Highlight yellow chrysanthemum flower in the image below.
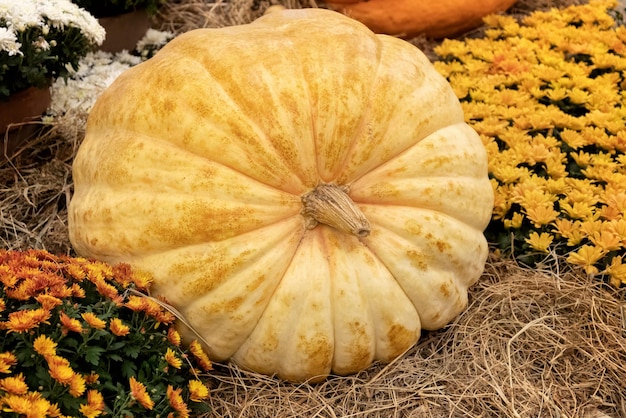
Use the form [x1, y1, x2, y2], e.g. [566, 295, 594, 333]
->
[525, 232, 554, 253]
[164, 348, 183, 370]
[566, 245, 607, 275]
[69, 373, 87, 398]
[1, 392, 52, 417]
[188, 380, 210, 402]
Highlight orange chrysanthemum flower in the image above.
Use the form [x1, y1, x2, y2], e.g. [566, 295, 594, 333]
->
[81, 312, 106, 330]
[47, 355, 75, 385]
[167, 327, 181, 346]
[0, 352, 17, 373]
[188, 340, 212, 372]
[34, 294, 63, 310]
[64, 263, 86, 281]
[59, 311, 83, 334]
[84, 371, 100, 385]
[124, 295, 146, 312]
[94, 279, 119, 301]
[125, 296, 175, 324]
[0, 373, 28, 395]
[129, 376, 154, 410]
[1, 392, 53, 417]
[78, 389, 105, 418]
[112, 263, 152, 289]
[166, 385, 189, 418]
[79, 403, 103, 418]
[4, 308, 51, 333]
[109, 318, 130, 337]
[69, 373, 87, 398]
[70, 283, 86, 298]
[0, 393, 31, 416]
[33, 335, 57, 358]
[188, 380, 209, 402]
[131, 270, 153, 290]
[87, 390, 104, 410]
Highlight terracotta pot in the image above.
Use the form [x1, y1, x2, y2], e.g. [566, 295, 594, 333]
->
[98, 9, 152, 53]
[1, 85, 51, 160]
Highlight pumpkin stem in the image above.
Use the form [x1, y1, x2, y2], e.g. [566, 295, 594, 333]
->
[301, 183, 370, 238]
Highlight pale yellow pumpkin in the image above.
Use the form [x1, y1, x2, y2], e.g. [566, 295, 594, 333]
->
[325, 0, 518, 39]
[68, 8, 494, 382]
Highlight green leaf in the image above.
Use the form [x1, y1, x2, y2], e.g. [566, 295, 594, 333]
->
[125, 344, 142, 359]
[121, 360, 137, 378]
[84, 346, 107, 366]
[108, 354, 124, 362]
[109, 341, 127, 350]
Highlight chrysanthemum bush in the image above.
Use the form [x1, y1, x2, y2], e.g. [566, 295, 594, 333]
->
[0, 249, 211, 417]
[0, 0, 105, 99]
[434, 0, 626, 287]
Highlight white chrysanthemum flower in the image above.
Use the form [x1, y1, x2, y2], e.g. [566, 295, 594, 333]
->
[35, 0, 105, 44]
[0, 1, 42, 31]
[0, 27, 22, 56]
[0, 0, 105, 45]
[136, 29, 175, 51]
[135, 29, 176, 59]
[48, 51, 141, 131]
[33, 36, 50, 51]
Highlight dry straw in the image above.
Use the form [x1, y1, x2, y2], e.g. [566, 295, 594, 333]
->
[1, 0, 625, 417]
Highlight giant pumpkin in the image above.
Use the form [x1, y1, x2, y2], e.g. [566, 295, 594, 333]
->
[68, 8, 494, 382]
[325, 0, 518, 39]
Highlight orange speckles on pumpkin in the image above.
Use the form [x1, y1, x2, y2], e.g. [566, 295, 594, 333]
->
[336, 321, 372, 374]
[158, 98, 178, 117]
[207, 295, 245, 315]
[429, 311, 441, 324]
[435, 240, 451, 253]
[245, 275, 266, 293]
[261, 331, 280, 352]
[404, 219, 422, 235]
[385, 323, 417, 359]
[146, 200, 263, 246]
[406, 250, 428, 271]
[172, 250, 253, 297]
[364, 182, 401, 199]
[296, 332, 333, 371]
[440, 281, 451, 298]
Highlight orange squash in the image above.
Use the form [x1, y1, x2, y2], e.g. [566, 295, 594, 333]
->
[325, 0, 518, 38]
